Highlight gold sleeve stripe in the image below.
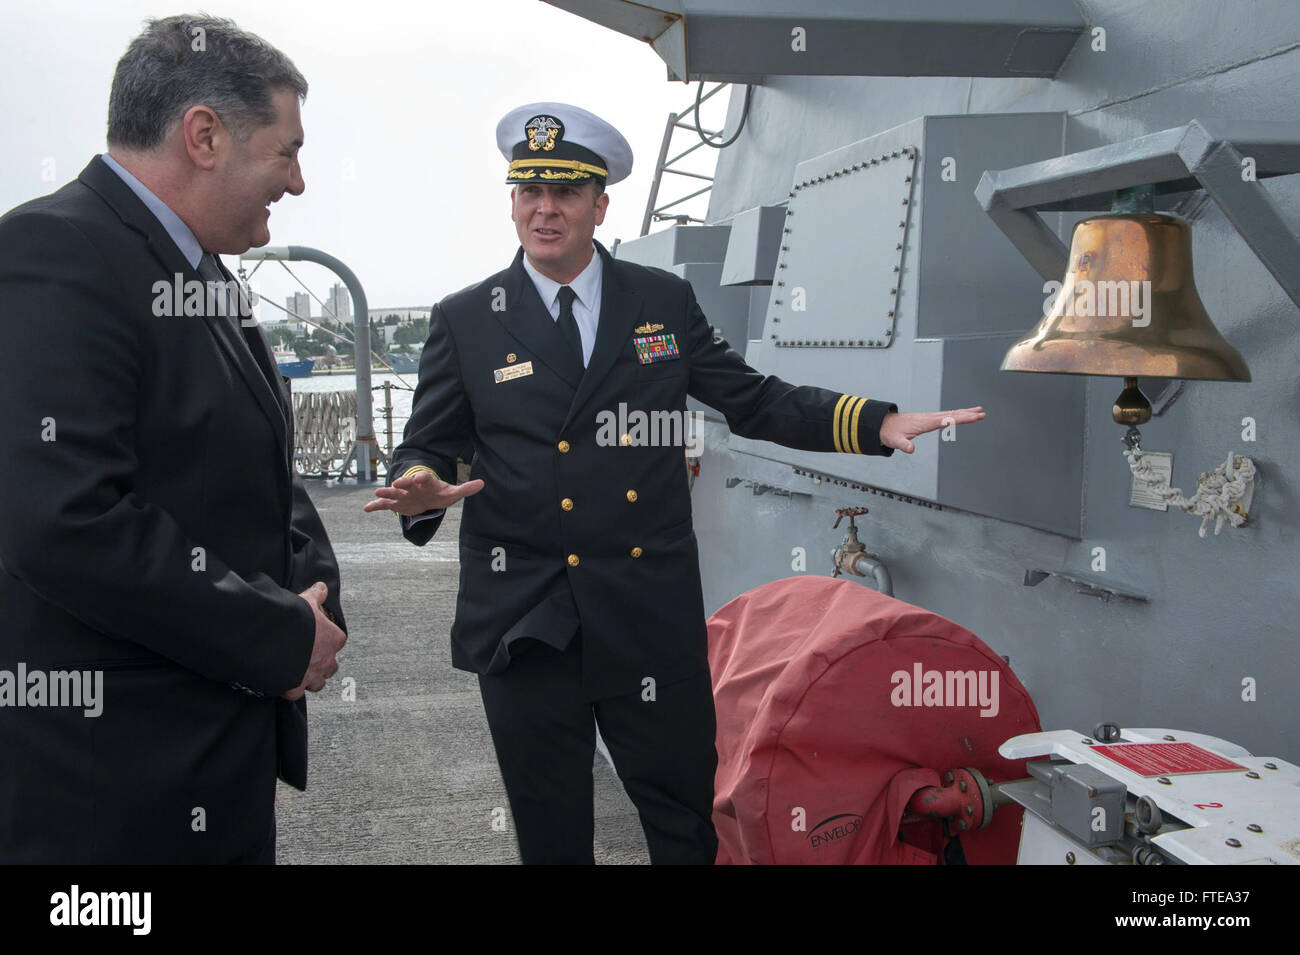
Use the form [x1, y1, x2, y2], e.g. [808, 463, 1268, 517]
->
[401, 465, 438, 480]
[848, 396, 867, 454]
[832, 394, 851, 453]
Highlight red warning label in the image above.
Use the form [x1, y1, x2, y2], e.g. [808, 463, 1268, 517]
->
[1093, 742, 1247, 777]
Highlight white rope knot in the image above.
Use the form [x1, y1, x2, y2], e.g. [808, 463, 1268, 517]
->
[1123, 447, 1256, 537]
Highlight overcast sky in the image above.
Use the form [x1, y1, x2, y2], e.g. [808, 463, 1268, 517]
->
[1, 0, 726, 319]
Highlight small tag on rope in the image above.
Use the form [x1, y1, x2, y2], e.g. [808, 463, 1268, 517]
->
[1129, 450, 1173, 511]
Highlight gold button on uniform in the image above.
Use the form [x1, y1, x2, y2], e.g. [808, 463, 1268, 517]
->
[626, 489, 638, 502]
[567, 554, 580, 567]
[630, 547, 643, 559]
[557, 440, 570, 453]
[620, 433, 631, 446]
[561, 498, 574, 511]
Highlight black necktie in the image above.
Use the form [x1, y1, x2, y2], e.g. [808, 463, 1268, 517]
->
[557, 285, 584, 378]
[197, 253, 240, 326]
[199, 253, 282, 397]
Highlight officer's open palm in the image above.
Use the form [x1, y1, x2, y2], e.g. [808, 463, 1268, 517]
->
[363, 469, 484, 516]
[880, 406, 986, 454]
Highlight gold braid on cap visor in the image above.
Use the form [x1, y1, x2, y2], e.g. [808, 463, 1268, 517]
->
[508, 158, 609, 180]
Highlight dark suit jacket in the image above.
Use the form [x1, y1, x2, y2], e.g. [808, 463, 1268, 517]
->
[0, 156, 346, 863]
[391, 242, 894, 701]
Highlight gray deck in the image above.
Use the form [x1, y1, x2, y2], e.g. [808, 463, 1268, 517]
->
[274, 480, 647, 864]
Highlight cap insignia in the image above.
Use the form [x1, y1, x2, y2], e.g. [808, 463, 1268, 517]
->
[525, 115, 562, 152]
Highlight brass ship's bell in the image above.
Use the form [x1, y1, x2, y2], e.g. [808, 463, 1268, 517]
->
[1001, 208, 1250, 431]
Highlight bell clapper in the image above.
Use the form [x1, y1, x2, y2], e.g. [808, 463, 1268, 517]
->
[1113, 376, 1152, 451]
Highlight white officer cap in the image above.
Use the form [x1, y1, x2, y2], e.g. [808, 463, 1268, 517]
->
[496, 102, 633, 186]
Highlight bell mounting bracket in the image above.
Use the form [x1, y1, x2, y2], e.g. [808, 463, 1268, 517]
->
[974, 119, 1300, 311]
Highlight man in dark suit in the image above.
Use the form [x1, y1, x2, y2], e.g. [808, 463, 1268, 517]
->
[0, 15, 346, 863]
[366, 103, 983, 863]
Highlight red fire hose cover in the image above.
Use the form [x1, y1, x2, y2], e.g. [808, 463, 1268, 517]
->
[708, 576, 1040, 865]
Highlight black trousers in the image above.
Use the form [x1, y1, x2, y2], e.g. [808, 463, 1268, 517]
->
[478, 635, 718, 864]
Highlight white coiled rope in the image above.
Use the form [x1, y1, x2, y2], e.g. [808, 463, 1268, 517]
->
[1123, 447, 1256, 537]
[293, 390, 359, 476]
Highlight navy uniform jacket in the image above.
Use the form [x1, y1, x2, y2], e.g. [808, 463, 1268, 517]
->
[0, 157, 345, 862]
[392, 241, 894, 700]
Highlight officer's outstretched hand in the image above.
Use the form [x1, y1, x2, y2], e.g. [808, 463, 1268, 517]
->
[880, 406, 986, 454]
[363, 469, 485, 516]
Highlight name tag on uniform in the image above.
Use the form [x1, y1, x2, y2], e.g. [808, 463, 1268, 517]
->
[494, 360, 533, 383]
[634, 333, 679, 364]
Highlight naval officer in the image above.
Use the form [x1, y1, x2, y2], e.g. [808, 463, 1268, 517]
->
[365, 102, 984, 864]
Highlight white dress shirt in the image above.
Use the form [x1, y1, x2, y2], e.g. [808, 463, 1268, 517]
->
[521, 244, 603, 367]
[100, 153, 204, 269]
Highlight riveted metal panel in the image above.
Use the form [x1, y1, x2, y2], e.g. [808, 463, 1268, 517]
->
[724, 113, 1082, 536]
[768, 145, 917, 351]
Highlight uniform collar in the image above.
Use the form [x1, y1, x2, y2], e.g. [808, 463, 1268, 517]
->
[521, 243, 602, 312]
[99, 152, 204, 269]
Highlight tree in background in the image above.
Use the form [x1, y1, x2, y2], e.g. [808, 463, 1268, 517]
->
[392, 317, 429, 347]
[265, 326, 298, 349]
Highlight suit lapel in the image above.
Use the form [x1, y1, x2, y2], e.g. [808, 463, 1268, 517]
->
[78, 157, 291, 464]
[496, 249, 583, 390]
[212, 257, 291, 451]
[565, 242, 643, 428]
[78, 157, 196, 284]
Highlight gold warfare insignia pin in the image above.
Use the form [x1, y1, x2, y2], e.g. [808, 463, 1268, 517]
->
[525, 115, 561, 152]
[635, 322, 664, 334]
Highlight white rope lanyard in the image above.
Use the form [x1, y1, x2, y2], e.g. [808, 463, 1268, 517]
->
[1123, 446, 1256, 537]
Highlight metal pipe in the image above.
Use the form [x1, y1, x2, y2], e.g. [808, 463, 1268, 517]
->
[988, 778, 1032, 807]
[240, 245, 378, 482]
[852, 554, 893, 597]
[904, 768, 993, 831]
[694, 82, 726, 107]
